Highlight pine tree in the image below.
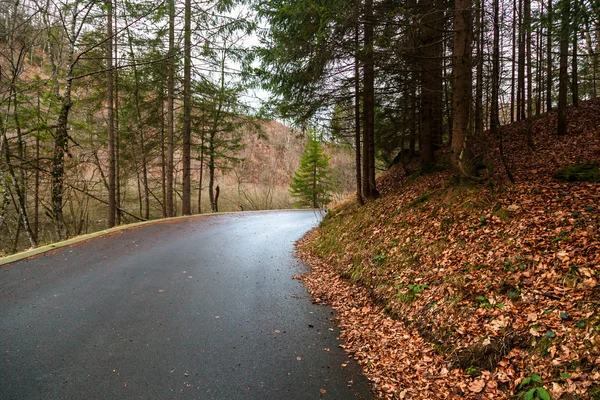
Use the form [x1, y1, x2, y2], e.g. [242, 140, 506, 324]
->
[289, 135, 331, 209]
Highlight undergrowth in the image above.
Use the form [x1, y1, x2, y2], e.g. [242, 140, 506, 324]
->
[302, 102, 600, 399]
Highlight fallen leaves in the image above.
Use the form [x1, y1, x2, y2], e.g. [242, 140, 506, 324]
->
[296, 98, 600, 399]
[468, 379, 485, 393]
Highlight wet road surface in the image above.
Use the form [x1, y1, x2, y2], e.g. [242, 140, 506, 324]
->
[0, 211, 372, 399]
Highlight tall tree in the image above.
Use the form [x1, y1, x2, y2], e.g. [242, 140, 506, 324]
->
[106, 0, 116, 227]
[420, 0, 437, 166]
[546, 0, 553, 112]
[474, 0, 484, 139]
[517, 0, 526, 121]
[166, 0, 175, 217]
[362, 0, 378, 198]
[354, 22, 363, 205]
[571, 0, 579, 106]
[525, 0, 534, 147]
[42, 0, 97, 240]
[182, 0, 192, 215]
[557, 0, 570, 136]
[451, 0, 474, 176]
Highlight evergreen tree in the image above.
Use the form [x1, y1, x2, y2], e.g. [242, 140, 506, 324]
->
[289, 135, 331, 209]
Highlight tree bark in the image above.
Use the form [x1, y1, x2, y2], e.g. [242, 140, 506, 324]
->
[161, 96, 167, 217]
[451, 0, 474, 176]
[106, 0, 116, 228]
[511, 1, 517, 123]
[166, 0, 175, 217]
[525, 0, 534, 147]
[114, 1, 121, 225]
[182, 0, 192, 215]
[354, 22, 363, 205]
[557, 0, 569, 136]
[546, 0, 553, 112]
[475, 0, 484, 139]
[198, 126, 205, 213]
[420, 0, 436, 166]
[536, 5, 543, 116]
[362, 0, 378, 198]
[571, 0, 578, 106]
[517, 0, 525, 121]
[124, 13, 150, 220]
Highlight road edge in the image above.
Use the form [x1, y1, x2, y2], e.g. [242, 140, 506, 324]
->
[0, 209, 324, 267]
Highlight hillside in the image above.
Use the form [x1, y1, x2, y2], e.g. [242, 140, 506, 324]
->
[213, 120, 355, 211]
[296, 98, 600, 399]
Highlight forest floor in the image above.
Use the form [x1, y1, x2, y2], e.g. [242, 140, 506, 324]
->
[295, 98, 600, 399]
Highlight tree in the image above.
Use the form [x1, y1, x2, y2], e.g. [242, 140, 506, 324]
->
[289, 134, 331, 209]
[419, 0, 439, 166]
[451, 0, 475, 176]
[166, 0, 175, 217]
[362, 0, 378, 199]
[182, 0, 192, 215]
[557, 0, 570, 136]
[106, 0, 116, 227]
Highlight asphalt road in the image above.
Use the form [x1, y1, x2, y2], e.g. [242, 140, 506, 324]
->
[0, 211, 372, 399]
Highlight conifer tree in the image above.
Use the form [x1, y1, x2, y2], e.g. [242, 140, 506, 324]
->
[289, 135, 331, 209]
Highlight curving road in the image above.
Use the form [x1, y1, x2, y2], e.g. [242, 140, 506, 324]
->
[0, 211, 372, 399]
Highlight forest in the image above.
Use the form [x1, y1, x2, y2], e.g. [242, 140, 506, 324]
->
[0, 0, 598, 257]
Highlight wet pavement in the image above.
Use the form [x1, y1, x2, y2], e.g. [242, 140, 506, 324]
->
[0, 211, 372, 399]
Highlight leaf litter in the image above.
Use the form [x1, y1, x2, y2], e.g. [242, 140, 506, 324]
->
[296, 99, 600, 399]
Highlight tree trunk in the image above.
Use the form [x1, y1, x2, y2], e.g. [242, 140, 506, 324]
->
[490, 0, 500, 135]
[546, 0, 553, 112]
[198, 127, 205, 213]
[354, 23, 363, 205]
[571, 0, 578, 106]
[451, 0, 474, 176]
[208, 130, 216, 212]
[161, 96, 167, 217]
[475, 0, 484, 139]
[557, 0, 569, 136]
[166, 0, 175, 217]
[114, 0, 121, 225]
[410, 76, 417, 157]
[362, 0, 378, 198]
[443, 38, 453, 144]
[511, 1, 517, 122]
[106, 0, 116, 228]
[420, 0, 436, 166]
[53, 111, 66, 239]
[536, 1, 543, 115]
[34, 130, 40, 242]
[517, 0, 525, 121]
[525, 0, 533, 147]
[2, 122, 36, 248]
[124, 16, 150, 221]
[182, 0, 192, 215]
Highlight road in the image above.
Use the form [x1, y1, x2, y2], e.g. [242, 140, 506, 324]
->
[0, 211, 372, 399]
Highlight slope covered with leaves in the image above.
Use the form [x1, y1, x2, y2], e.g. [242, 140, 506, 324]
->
[296, 98, 600, 399]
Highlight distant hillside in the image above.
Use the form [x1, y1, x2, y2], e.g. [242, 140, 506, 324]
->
[207, 119, 355, 212]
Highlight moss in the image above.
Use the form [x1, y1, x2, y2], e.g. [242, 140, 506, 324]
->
[534, 336, 552, 357]
[556, 162, 600, 182]
[493, 207, 511, 221]
[589, 384, 600, 399]
[408, 193, 431, 207]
